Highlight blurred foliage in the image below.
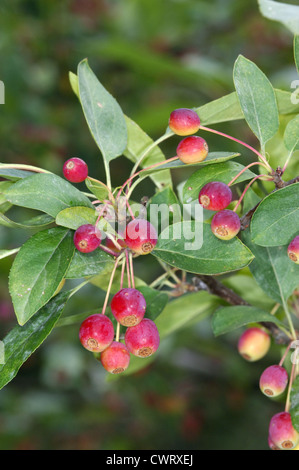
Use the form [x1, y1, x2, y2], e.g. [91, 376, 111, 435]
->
[0, 0, 297, 450]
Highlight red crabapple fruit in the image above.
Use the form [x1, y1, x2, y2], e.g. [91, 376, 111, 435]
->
[125, 219, 158, 255]
[74, 224, 101, 253]
[63, 157, 88, 183]
[211, 209, 241, 240]
[259, 365, 288, 398]
[288, 236, 299, 264]
[125, 318, 160, 358]
[238, 327, 271, 362]
[79, 314, 114, 353]
[198, 181, 232, 211]
[100, 341, 130, 374]
[269, 412, 299, 450]
[106, 233, 127, 253]
[111, 288, 146, 327]
[168, 108, 201, 136]
[176, 136, 209, 164]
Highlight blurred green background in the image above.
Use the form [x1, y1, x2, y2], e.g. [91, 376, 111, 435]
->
[0, 0, 298, 450]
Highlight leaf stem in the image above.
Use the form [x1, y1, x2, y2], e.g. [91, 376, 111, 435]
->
[228, 161, 271, 187]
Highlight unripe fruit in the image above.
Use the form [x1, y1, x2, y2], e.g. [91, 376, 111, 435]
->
[111, 288, 146, 327]
[125, 219, 158, 256]
[238, 327, 271, 362]
[100, 341, 130, 374]
[177, 136, 209, 164]
[211, 209, 241, 240]
[74, 224, 101, 253]
[168, 108, 201, 136]
[198, 181, 232, 211]
[259, 365, 288, 398]
[125, 318, 160, 358]
[269, 412, 299, 450]
[79, 314, 114, 353]
[63, 157, 88, 183]
[288, 236, 299, 264]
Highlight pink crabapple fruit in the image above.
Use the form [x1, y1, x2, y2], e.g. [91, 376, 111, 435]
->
[125, 219, 158, 256]
[198, 181, 232, 211]
[176, 136, 209, 164]
[259, 365, 289, 398]
[63, 157, 88, 183]
[79, 314, 114, 353]
[269, 412, 299, 450]
[125, 318, 160, 358]
[211, 209, 241, 240]
[111, 288, 146, 327]
[268, 436, 280, 451]
[100, 341, 131, 374]
[238, 327, 271, 362]
[287, 236, 299, 264]
[168, 108, 201, 136]
[74, 224, 101, 253]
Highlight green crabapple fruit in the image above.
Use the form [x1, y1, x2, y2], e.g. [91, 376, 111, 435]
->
[198, 181, 232, 211]
[125, 318, 160, 358]
[63, 157, 88, 183]
[168, 108, 201, 136]
[74, 224, 101, 253]
[269, 412, 299, 450]
[100, 341, 130, 374]
[238, 327, 271, 362]
[125, 219, 158, 256]
[79, 314, 114, 353]
[176, 136, 209, 164]
[287, 236, 299, 264]
[111, 288, 146, 327]
[211, 209, 241, 240]
[259, 365, 288, 398]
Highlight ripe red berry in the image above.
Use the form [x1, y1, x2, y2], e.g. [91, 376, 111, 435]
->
[111, 288, 146, 327]
[74, 224, 101, 253]
[176, 136, 209, 164]
[269, 412, 299, 450]
[238, 327, 271, 362]
[198, 181, 232, 211]
[168, 108, 201, 136]
[125, 318, 160, 358]
[100, 341, 130, 374]
[79, 314, 114, 353]
[125, 219, 158, 256]
[63, 157, 88, 183]
[288, 236, 299, 264]
[211, 209, 241, 240]
[259, 365, 288, 398]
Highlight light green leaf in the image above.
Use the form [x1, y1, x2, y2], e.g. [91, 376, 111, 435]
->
[212, 305, 285, 337]
[233, 55, 279, 148]
[9, 228, 75, 325]
[0, 248, 20, 260]
[0, 292, 70, 390]
[66, 249, 114, 279]
[56, 206, 97, 230]
[85, 178, 110, 202]
[284, 115, 299, 151]
[258, 0, 299, 35]
[78, 59, 127, 163]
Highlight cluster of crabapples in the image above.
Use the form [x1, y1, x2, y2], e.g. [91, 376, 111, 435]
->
[237, 327, 299, 450]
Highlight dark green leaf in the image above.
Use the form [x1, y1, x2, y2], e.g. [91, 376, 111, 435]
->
[0, 165, 35, 181]
[0, 292, 70, 390]
[9, 228, 75, 325]
[136, 286, 168, 321]
[66, 249, 114, 279]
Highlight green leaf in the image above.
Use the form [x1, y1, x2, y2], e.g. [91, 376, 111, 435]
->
[212, 305, 285, 337]
[56, 206, 97, 230]
[291, 376, 299, 433]
[124, 115, 172, 190]
[66, 249, 114, 279]
[78, 59, 127, 163]
[295, 36, 299, 73]
[251, 185, 299, 247]
[242, 230, 299, 304]
[0, 291, 70, 391]
[9, 228, 75, 325]
[85, 178, 110, 202]
[0, 213, 54, 230]
[148, 186, 181, 232]
[182, 161, 256, 203]
[0, 248, 20, 260]
[0, 165, 35, 181]
[153, 221, 254, 275]
[284, 115, 299, 151]
[233, 55, 279, 149]
[69, 71, 79, 98]
[136, 286, 168, 321]
[4, 173, 93, 217]
[258, 0, 299, 35]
